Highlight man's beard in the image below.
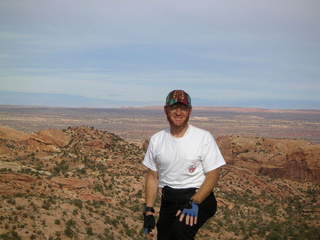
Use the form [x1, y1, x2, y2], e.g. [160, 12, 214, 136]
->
[167, 114, 190, 128]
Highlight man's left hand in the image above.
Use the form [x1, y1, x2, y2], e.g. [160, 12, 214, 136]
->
[176, 200, 199, 226]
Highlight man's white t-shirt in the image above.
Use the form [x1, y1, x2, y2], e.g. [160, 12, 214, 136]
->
[143, 125, 226, 189]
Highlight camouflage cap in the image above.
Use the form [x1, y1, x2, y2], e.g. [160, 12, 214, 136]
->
[165, 90, 191, 107]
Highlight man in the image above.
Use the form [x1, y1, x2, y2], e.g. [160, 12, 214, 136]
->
[143, 89, 225, 240]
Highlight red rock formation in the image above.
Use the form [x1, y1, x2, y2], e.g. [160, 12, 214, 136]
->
[51, 177, 95, 189]
[0, 125, 30, 141]
[217, 135, 320, 183]
[259, 151, 320, 183]
[0, 173, 37, 195]
[31, 129, 71, 147]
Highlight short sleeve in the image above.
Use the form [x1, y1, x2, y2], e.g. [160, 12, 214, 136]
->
[142, 138, 158, 172]
[201, 133, 226, 173]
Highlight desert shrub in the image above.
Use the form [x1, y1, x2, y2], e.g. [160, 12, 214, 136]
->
[64, 226, 74, 238]
[0, 168, 12, 173]
[135, 190, 142, 198]
[94, 184, 104, 193]
[64, 219, 76, 238]
[86, 227, 94, 235]
[66, 219, 76, 228]
[71, 199, 83, 209]
[92, 200, 105, 208]
[53, 160, 69, 175]
[76, 168, 86, 175]
[0, 231, 22, 240]
[72, 209, 78, 215]
[102, 228, 115, 240]
[42, 200, 51, 210]
[6, 198, 16, 205]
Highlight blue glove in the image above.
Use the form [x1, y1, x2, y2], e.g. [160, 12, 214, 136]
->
[182, 200, 199, 217]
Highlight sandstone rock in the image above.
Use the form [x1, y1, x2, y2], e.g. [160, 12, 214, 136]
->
[50, 177, 95, 189]
[217, 135, 320, 183]
[0, 125, 30, 141]
[0, 173, 36, 195]
[31, 129, 71, 147]
[85, 139, 105, 148]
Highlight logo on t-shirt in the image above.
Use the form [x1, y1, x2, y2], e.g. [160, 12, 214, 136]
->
[188, 161, 200, 173]
[188, 165, 196, 173]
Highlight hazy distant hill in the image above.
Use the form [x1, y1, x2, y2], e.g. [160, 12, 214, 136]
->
[1, 90, 320, 109]
[1, 105, 320, 145]
[0, 125, 319, 239]
[0, 91, 148, 108]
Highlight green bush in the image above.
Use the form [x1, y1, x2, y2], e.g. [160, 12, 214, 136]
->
[0, 231, 22, 240]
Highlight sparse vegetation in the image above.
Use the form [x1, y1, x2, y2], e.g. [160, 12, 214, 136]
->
[0, 231, 22, 240]
[0, 124, 319, 239]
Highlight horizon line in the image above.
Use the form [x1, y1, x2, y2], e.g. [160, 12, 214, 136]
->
[1, 104, 319, 113]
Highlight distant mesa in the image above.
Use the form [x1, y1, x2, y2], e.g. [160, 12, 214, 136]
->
[191, 116, 210, 121]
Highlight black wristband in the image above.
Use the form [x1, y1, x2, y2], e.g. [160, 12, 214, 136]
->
[144, 206, 155, 214]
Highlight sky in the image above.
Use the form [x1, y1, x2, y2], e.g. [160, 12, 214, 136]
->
[0, 0, 319, 109]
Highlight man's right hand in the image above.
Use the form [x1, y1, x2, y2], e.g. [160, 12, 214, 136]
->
[143, 206, 155, 238]
[143, 214, 155, 234]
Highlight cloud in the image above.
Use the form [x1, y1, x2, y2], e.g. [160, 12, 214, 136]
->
[1, 64, 318, 104]
[0, 0, 319, 108]
[2, 0, 319, 42]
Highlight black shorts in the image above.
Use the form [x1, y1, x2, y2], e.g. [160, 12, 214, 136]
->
[157, 186, 217, 240]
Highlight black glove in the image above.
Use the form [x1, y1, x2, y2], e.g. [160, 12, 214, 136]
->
[143, 206, 155, 234]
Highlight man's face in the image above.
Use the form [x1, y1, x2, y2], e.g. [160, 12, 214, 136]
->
[165, 104, 192, 128]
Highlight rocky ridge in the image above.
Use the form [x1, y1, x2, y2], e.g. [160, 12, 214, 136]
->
[218, 135, 320, 183]
[0, 125, 144, 240]
[0, 125, 319, 240]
